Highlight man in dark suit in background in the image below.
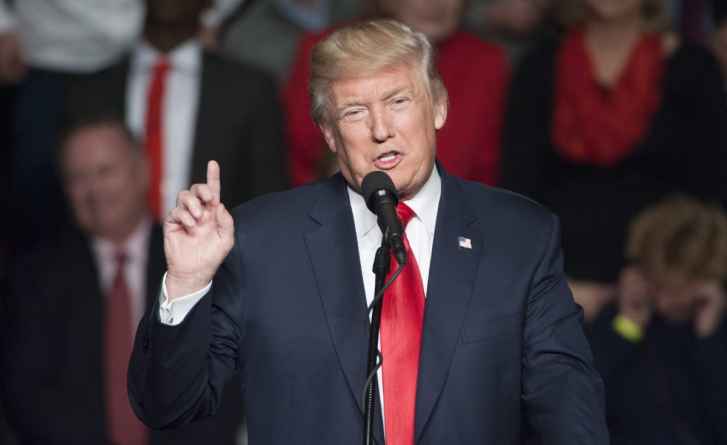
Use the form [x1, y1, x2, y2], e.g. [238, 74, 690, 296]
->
[130, 20, 608, 444]
[2, 117, 242, 444]
[67, 0, 287, 219]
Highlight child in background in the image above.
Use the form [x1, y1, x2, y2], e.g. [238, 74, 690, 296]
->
[588, 195, 727, 445]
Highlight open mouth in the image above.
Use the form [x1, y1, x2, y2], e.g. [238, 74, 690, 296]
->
[373, 151, 402, 170]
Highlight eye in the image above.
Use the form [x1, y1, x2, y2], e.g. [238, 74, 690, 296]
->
[390, 96, 411, 109]
[340, 107, 367, 122]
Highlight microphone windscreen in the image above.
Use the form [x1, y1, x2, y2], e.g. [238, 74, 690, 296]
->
[361, 171, 398, 212]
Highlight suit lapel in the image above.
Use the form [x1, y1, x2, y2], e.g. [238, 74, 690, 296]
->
[64, 231, 105, 352]
[415, 171, 481, 443]
[60, 231, 107, 422]
[303, 172, 478, 443]
[303, 175, 385, 443]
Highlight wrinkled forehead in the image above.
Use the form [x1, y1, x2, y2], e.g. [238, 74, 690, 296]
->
[332, 61, 425, 98]
[326, 61, 435, 117]
[62, 125, 137, 171]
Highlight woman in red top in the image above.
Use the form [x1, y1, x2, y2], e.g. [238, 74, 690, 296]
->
[501, 0, 727, 316]
[282, 0, 510, 186]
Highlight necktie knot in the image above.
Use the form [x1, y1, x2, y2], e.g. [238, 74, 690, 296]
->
[114, 251, 128, 269]
[153, 57, 170, 75]
[396, 202, 416, 228]
[111, 250, 128, 292]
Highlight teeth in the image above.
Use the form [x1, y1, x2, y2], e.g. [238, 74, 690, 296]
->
[378, 152, 398, 161]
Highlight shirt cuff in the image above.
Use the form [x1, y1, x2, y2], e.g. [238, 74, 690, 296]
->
[158, 273, 212, 326]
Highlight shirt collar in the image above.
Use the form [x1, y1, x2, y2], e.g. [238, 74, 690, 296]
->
[91, 217, 152, 265]
[347, 165, 441, 240]
[133, 39, 201, 74]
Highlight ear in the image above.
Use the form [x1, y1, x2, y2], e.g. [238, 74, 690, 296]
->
[433, 97, 448, 130]
[319, 122, 339, 154]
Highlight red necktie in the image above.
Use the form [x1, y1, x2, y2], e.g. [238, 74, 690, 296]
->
[145, 58, 170, 220]
[380, 202, 425, 445]
[104, 251, 147, 445]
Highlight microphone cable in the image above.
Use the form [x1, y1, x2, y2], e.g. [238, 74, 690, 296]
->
[360, 260, 405, 437]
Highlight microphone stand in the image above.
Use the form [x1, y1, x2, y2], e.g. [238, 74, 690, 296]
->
[363, 240, 390, 445]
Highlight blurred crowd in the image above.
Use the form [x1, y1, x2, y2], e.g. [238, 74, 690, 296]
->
[1, 0, 726, 444]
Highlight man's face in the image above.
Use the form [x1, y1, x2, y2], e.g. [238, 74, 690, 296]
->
[380, 0, 464, 43]
[62, 125, 149, 241]
[320, 63, 447, 199]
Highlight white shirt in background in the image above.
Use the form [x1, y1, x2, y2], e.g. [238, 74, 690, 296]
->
[0, 0, 242, 73]
[127, 40, 202, 217]
[0, 0, 143, 72]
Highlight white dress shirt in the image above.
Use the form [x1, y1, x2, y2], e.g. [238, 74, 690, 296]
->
[349, 167, 440, 309]
[346, 166, 440, 425]
[92, 218, 152, 332]
[0, 0, 143, 72]
[127, 40, 201, 216]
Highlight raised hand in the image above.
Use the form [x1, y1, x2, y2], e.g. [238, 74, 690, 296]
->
[164, 160, 234, 299]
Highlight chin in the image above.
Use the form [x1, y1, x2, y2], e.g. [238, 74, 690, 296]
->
[388, 170, 409, 189]
[395, 179, 420, 200]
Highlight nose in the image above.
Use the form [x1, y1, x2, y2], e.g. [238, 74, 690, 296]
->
[370, 107, 394, 143]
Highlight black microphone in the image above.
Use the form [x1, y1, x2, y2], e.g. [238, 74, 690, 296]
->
[361, 171, 407, 265]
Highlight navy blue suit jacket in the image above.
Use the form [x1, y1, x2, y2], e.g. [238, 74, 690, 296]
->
[129, 169, 608, 444]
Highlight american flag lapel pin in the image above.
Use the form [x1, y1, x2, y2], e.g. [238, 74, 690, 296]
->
[458, 236, 472, 250]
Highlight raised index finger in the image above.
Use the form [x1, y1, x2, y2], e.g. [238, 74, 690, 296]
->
[207, 160, 221, 203]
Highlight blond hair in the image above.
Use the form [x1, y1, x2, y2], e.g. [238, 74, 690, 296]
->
[626, 195, 727, 283]
[309, 19, 448, 125]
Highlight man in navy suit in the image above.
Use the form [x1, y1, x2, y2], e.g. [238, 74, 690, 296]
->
[129, 19, 609, 444]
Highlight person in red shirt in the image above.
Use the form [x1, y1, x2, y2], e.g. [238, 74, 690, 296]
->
[501, 0, 727, 303]
[283, 0, 510, 186]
